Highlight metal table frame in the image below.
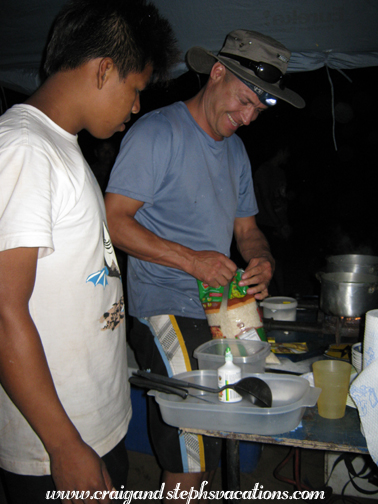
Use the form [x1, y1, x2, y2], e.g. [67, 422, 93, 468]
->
[181, 406, 368, 499]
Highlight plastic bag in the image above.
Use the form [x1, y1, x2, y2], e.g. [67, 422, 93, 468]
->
[197, 269, 266, 341]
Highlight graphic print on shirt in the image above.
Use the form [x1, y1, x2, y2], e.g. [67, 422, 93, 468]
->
[100, 295, 125, 331]
[86, 223, 121, 287]
[85, 223, 125, 330]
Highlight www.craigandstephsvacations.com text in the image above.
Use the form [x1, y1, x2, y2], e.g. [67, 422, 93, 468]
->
[45, 482, 326, 502]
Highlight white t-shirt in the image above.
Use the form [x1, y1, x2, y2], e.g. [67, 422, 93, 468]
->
[0, 104, 130, 476]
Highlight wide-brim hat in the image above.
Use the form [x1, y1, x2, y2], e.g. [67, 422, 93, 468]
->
[186, 29, 305, 109]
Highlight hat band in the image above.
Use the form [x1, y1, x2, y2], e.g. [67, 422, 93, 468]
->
[219, 52, 283, 84]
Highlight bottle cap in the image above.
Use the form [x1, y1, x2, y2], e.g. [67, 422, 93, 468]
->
[225, 346, 233, 362]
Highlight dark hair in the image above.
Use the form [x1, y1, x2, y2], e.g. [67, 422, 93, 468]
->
[43, 0, 180, 83]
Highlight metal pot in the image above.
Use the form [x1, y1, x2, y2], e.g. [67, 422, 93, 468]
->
[326, 254, 378, 275]
[316, 271, 378, 317]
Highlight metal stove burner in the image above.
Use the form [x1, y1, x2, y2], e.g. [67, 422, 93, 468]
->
[318, 312, 364, 344]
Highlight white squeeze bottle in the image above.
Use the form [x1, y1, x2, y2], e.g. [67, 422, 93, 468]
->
[218, 346, 242, 403]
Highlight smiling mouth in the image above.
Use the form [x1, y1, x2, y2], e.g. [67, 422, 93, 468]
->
[227, 113, 239, 127]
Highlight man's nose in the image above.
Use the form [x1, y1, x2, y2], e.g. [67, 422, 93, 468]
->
[132, 94, 141, 114]
[241, 107, 258, 125]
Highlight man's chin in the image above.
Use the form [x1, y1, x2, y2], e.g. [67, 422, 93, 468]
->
[223, 128, 238, 138]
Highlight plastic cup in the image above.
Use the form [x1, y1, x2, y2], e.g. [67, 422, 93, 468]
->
[312, 359, 352, 419]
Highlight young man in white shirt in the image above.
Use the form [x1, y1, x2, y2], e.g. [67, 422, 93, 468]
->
[0, 1, 179, 503]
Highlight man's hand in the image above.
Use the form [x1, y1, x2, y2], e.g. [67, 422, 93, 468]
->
[191, 250, 237, 288]
[50, 439, 113, 503]
[238, 255, 274, 300]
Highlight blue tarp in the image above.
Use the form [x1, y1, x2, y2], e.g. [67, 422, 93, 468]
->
[1, 0, 378, 94]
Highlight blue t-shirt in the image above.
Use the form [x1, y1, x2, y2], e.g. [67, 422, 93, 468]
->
[107, 101, 258, 319]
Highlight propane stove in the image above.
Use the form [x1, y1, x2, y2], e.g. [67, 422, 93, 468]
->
[262, 296, 364, 346]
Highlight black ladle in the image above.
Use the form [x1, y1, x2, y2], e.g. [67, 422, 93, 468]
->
[134, 370, 272, 408]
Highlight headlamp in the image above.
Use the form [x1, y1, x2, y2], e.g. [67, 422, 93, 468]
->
[239, 78, 278, 107]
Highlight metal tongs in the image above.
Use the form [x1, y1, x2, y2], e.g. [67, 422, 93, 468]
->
[130, 370, 272, 407]
[129, 375, 214, 403]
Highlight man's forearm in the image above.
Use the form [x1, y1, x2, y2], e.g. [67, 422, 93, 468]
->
[0, 247, 80, 454]
[237, 227, 273, 265]
[108, 212, 200, 273]
[0, 314, 116, 498]
[0, 246, 113, 499]
[105, 197, 238, 287]
[0, 314, 81, 454]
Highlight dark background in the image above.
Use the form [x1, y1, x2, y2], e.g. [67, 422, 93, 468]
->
[2, 64, 377, 297]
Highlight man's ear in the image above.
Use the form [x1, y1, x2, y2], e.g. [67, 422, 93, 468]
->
[209, 62, 226, 83]
[97, 57, 115, 90]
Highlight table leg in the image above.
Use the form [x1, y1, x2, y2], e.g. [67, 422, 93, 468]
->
[225, 438, 241, 497]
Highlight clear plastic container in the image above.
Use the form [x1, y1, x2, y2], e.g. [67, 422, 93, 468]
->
[150, 370, 321, 435]
[194, 338, 270, 375]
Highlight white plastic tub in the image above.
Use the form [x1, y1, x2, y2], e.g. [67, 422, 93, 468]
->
[193, 338, 270, 375]
[260, 296, 298, 321]
[150, 370, 321, 435]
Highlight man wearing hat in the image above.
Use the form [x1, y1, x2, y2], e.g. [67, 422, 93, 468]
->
[105, 30, 304, 501]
